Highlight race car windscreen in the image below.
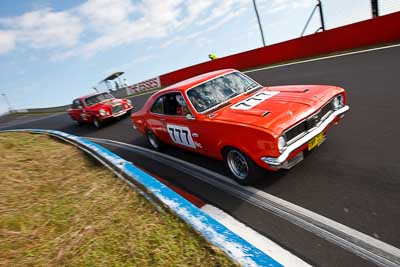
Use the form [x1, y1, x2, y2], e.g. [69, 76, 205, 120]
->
[85, 93, 114, 106]
[187, 72, 260, 112]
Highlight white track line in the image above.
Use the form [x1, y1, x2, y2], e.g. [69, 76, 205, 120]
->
[245, 43, 400, 73]
[88, 137, 400, 266]
[201, 204, 311, 267]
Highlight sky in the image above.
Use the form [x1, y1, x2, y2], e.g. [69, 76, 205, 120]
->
[0, 0, 399, 114]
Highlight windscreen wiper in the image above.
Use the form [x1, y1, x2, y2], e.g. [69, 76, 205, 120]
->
[246, 84, 263, 94]
[205, 101, 232, 114]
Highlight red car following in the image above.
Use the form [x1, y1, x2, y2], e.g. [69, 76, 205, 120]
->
[130, 69, 349, 184]
[68, 92, 133, 128]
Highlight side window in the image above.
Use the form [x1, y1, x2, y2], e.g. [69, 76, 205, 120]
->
[151, 96, 164, 114]
[164, 93, 191, 116]
[71, 99, 81, 109]
[150, 93, 191, 116]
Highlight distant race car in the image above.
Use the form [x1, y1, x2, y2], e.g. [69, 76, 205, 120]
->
[130, 69, 349, 184]
[68, 92, 133, 128]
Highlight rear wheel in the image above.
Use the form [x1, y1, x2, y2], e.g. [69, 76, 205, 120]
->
[223, 147, 264, 185]
[146, 129, 164, 151]
[93, 118, 102, 128]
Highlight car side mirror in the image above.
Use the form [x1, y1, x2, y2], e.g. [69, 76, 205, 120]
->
[186, 114, 195, 120]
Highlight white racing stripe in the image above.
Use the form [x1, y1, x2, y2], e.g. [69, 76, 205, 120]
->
[201, 204, 311, 267]
[244, 43, 400, 73]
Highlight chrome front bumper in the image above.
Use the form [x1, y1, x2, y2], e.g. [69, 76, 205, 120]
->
[261, 105, 349, 167]
[98, 106, 133, 119]
[112, 110, 127, 117]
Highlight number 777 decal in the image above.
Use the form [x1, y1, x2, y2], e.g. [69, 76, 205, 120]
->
[231, 91, 279, 110]
[167, 124, 196, 148]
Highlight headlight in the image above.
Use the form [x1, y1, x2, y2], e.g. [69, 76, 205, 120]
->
[278, 136, 286, 153]
[126, 99, 131, 105]
[332, 95, 344, 110]
[99, 109, 106, 116]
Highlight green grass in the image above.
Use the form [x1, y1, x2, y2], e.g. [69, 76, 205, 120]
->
[0, 132, 237, 267]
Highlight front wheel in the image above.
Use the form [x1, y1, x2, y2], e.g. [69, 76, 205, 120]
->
[146, 129, 164, 151]
[93, 118, 102, 129]
[223, 147, 264, 185]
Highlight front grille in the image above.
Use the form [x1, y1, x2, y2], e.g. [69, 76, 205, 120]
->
[319, 102, 332, 120]
[111, 105, 123, 114]
[285, 121, 307, 141]
[284, 99, 334, 144]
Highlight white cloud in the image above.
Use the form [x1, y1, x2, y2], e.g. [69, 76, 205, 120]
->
[0, 0, 250, 58]
[79, 0, 135, 31]
[197, 0, 247, 26]
[175, 0, 214, 27]
[74, 0, 184, 57]
[262, 0, 315, 14]
[1, 8, 83, 50]
[0, 31, 16, 54]
[71, 0, 250, 57]
[160, 0, 249, 49]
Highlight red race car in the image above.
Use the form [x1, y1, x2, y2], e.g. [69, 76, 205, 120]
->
[68, 92, 134, 128]
[130, 69, 349, 184]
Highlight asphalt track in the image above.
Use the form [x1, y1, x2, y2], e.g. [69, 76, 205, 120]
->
[2, 45, 400, 266]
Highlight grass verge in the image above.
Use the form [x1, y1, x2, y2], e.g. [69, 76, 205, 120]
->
[0, 132, 237, 266]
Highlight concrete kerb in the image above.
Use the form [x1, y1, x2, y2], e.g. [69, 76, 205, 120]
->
[0, 129, 283, 267]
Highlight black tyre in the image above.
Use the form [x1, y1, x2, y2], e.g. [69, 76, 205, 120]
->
[93, 118, 102, 129]
[223, 147, 264, 185]
[146, 129, 164, 151]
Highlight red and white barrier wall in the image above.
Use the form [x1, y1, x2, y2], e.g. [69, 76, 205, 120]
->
[126, 77, 160, 94]
[159, 11, 400, 87]
[11, 12, 400, 114]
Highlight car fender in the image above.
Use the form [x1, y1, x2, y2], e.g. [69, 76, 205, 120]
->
[210, 121, 278, 164]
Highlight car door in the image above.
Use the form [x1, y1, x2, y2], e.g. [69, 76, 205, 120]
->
[147, 95, 171, 142]
[165, 114, 204, 152]
[161, 92, 210, 154]
[69, 99, 84, 121]
[77, 99, 92, 123]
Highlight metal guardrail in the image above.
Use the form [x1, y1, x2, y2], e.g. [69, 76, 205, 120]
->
[0, 129, 283, 267]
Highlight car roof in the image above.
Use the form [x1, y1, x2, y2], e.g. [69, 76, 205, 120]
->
[158, 69, 237, 94]
[79, 91, 111, 100]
